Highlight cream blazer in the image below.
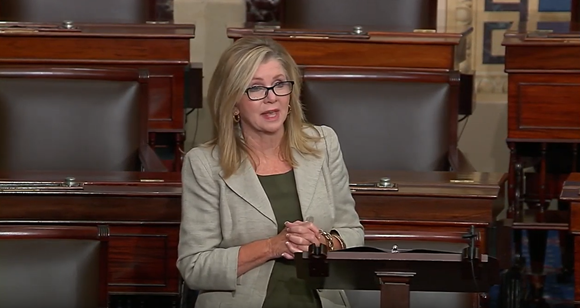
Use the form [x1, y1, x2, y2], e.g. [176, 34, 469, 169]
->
[177, 125, 364, 308]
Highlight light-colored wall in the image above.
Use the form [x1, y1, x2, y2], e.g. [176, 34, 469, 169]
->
[447, 0, 511, 173]
[174, 0, 247, 148]
[175, 0, 572, 173]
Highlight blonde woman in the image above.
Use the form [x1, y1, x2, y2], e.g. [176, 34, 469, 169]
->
[177, 36, 364, 308]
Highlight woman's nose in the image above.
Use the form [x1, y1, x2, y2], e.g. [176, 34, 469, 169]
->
[264, 89, 277, 102]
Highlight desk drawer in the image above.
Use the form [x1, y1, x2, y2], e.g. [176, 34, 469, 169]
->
[108, 224, 180, 294]
[508, 74, 580, 141]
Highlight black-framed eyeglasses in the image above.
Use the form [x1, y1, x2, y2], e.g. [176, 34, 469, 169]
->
[245, 81, 295, 101]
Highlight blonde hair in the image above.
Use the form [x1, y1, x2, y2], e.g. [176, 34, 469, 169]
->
[206, 36, 320, 178]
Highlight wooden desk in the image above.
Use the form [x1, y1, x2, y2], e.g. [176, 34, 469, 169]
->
[0, 170, 507, 305]
[502, 20, 580, 306]
[503, 20, 580, 214]
[227, 25, 475, 117]
[0, 22, 201, 172]
[559, 173, 580, 303]
[349, 170, 510, 269]
[0, 171, 181, 296]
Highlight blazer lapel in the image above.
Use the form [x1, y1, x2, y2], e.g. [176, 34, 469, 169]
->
[220, 158, 276, 225]
[293, 148, 324, 219]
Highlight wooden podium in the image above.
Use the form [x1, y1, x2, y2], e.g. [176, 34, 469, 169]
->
[0, 22, 201, 172]
[295, 244, 499, 308]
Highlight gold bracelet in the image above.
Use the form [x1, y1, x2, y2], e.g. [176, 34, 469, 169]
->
[319, 230, 334, 251]
[331, 234, 346, 250]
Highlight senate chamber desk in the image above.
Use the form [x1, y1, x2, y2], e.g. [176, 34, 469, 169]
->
[0, 170, 182, 299]
[503, 20, 580, 217]
[0, 170, 507, 306]
[502, 20, 580, 306]
[349, 170, 510, 268]
[228, 24, 476, 118]
[0, 22, 201, 172]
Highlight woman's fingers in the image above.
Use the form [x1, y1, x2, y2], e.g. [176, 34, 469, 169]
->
[284, 221, 321, 239]
[286, 233, 320, 246]
[285, 241, 302, 253]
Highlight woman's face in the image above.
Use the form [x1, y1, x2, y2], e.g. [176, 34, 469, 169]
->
[235, 58, 292, 138]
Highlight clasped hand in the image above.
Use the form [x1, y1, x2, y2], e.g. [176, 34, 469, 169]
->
[270, 220, 323, 260]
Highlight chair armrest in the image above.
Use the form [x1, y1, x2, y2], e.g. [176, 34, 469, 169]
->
[139, 144, 169, 172]
[449, 149, 476, 172]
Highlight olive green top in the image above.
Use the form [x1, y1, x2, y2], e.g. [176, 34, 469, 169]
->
[258, 170, 322, 308]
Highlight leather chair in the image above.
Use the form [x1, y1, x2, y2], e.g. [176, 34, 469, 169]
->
[301, 68, 477, 307]
[0, 67, 167, 172]
[0, 225, 109, 308]
[301, 68, 473, 172]
[0, 0, 159, 23]
[274, 0, 476, 117]
[280, 0, 437, 31]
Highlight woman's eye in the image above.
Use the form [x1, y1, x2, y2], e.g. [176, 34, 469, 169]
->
[248, 86, 263, 93]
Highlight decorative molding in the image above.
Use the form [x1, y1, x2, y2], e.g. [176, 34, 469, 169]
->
[455, 0, 474, 72]
[476, 74, 508, 94]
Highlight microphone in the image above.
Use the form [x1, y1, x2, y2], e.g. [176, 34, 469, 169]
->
[462, 225, 480, 293]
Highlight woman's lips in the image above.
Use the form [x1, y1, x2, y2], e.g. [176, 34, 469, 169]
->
[261, 110, 279, 121]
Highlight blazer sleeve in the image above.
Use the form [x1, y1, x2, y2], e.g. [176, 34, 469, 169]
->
[322, 125, 365, 248]
[177, 149, 241, 291]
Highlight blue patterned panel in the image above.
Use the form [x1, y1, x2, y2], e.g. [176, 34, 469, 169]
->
[538, 0, 571, 12]
[485, 0, 521, 11]
[483, 22, 513, 64]
[484, 0, 529, 21]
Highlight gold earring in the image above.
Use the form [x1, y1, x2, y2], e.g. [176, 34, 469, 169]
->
[288, 105, 292, 113]
[233, 113, 240, 123]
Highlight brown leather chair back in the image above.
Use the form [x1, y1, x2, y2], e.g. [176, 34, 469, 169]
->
[0, 67, 149, 172]
[0, 225, 109, 308]
[0, 0, 157, 23]
[302, 68, 455, 172]
[280, 0, 437, 31]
